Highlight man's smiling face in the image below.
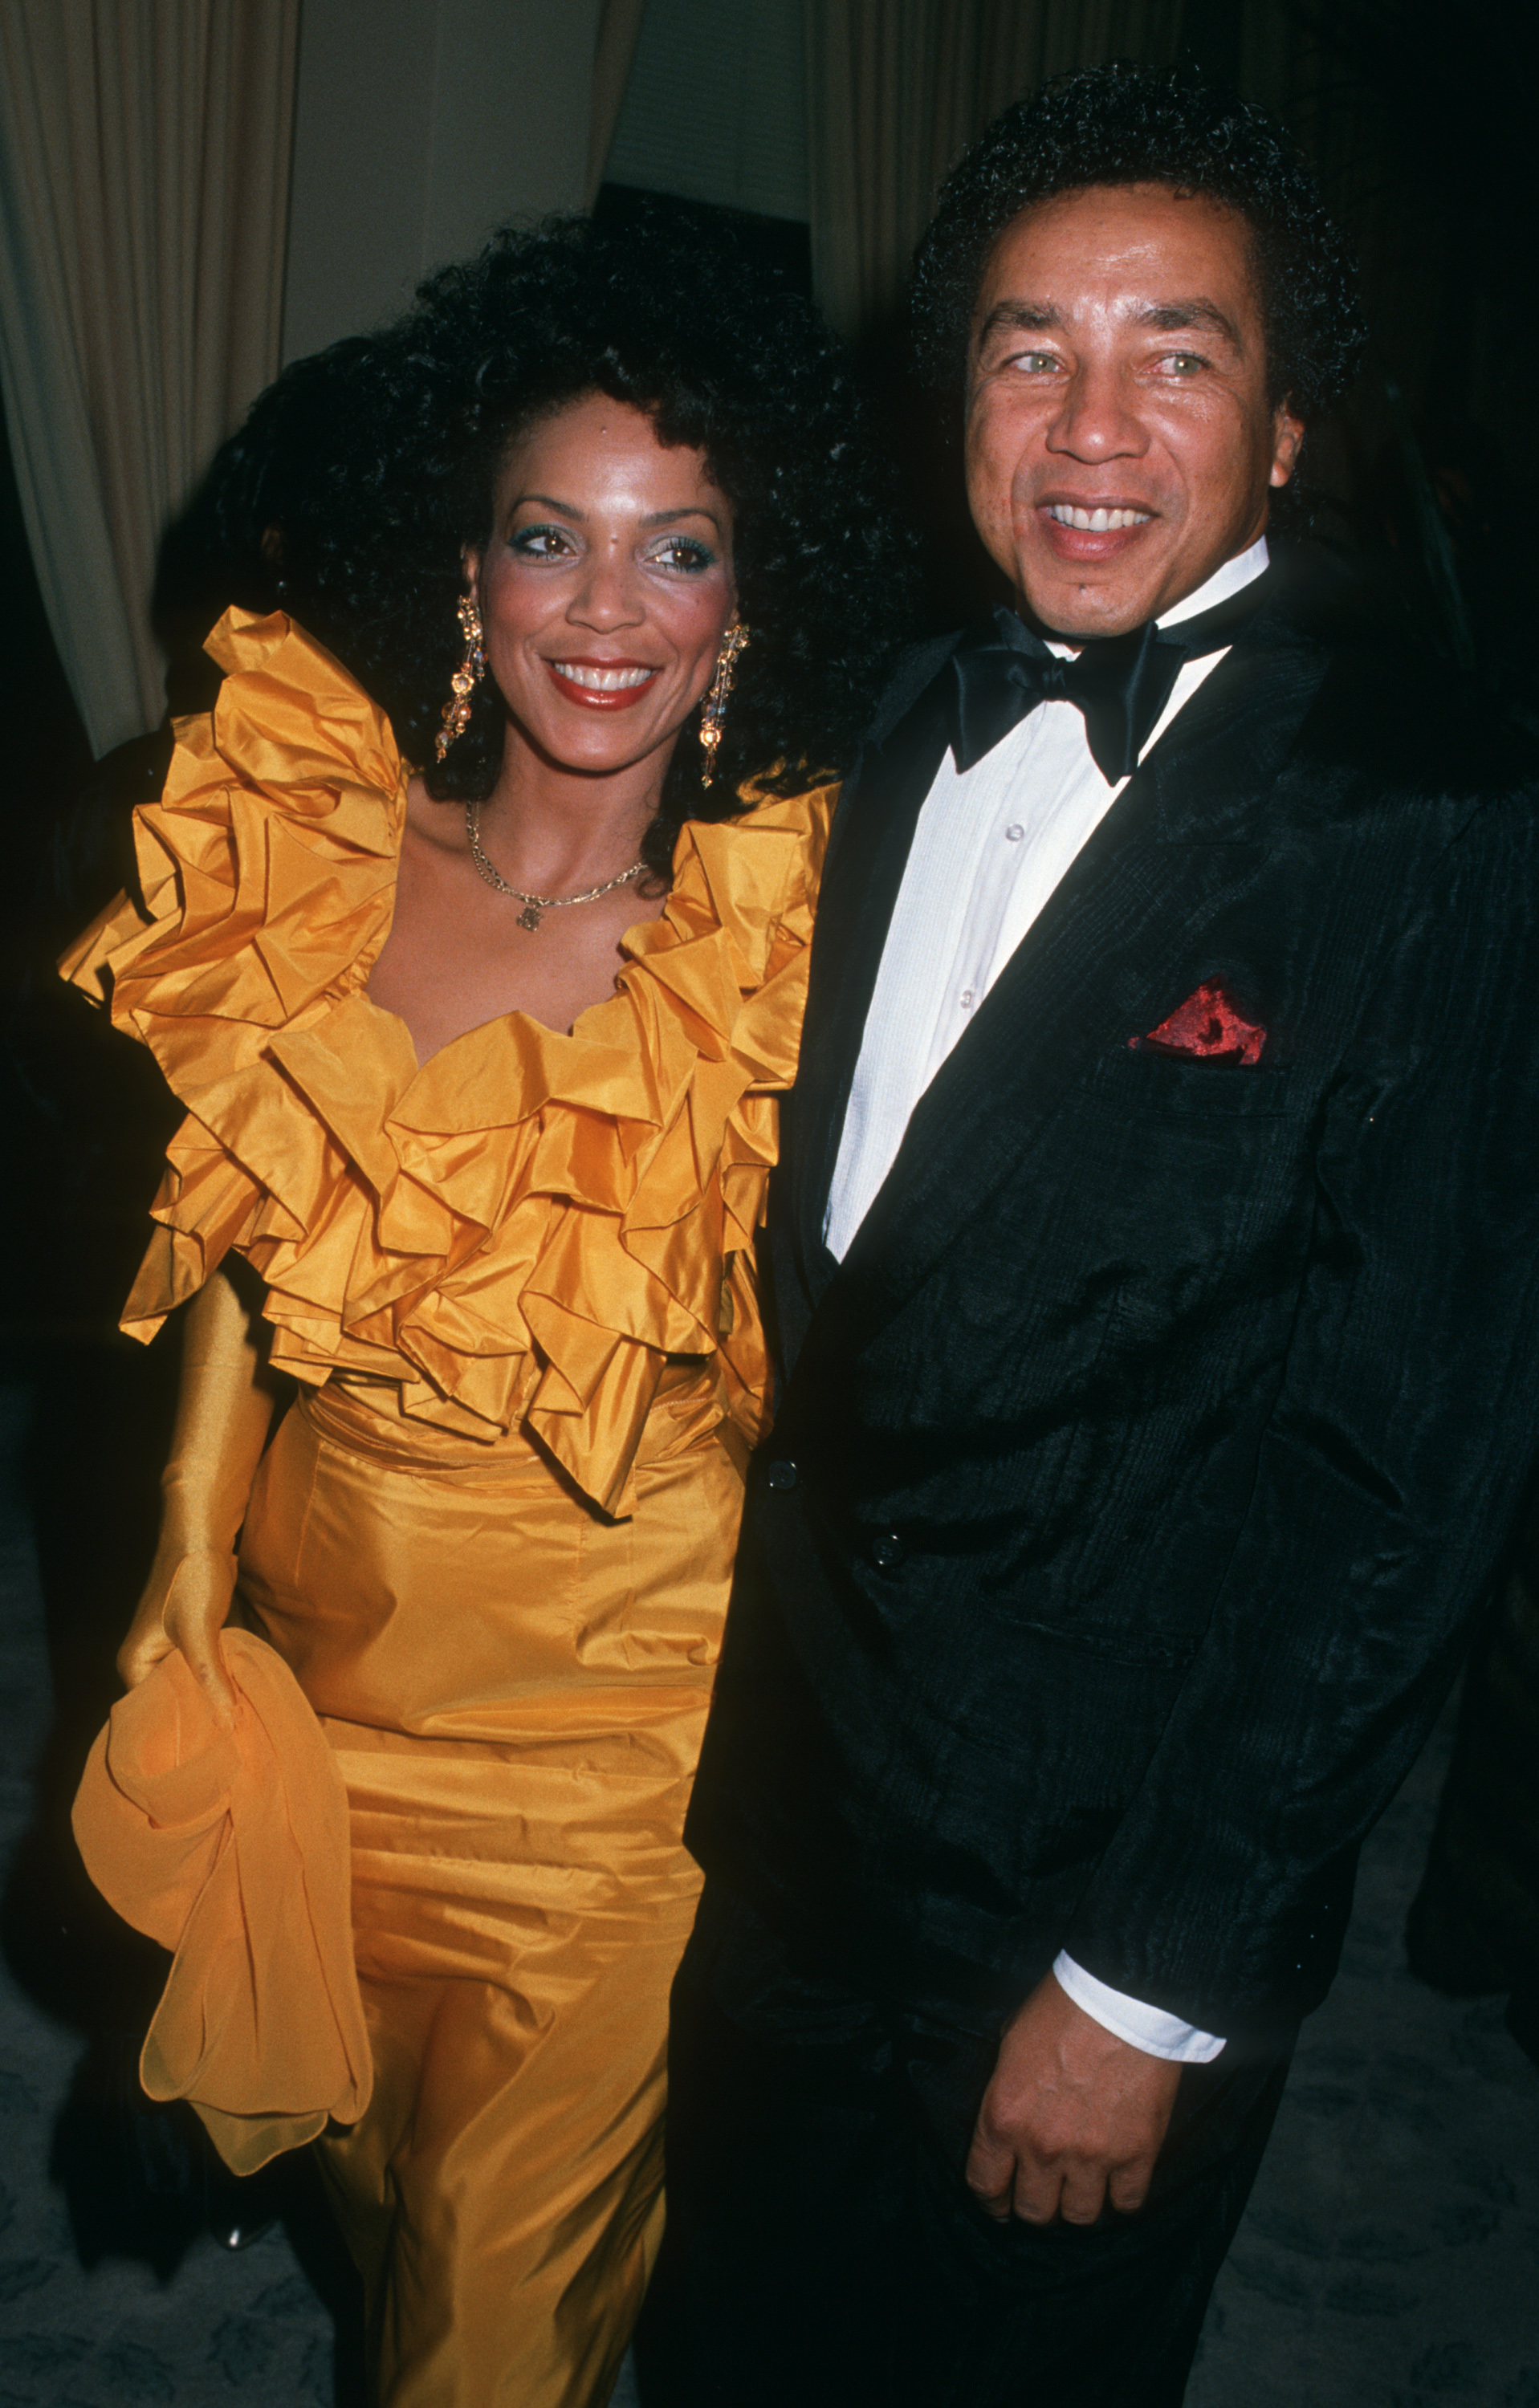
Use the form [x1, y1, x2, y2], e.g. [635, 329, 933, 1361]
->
[964, 182, 1304, 639]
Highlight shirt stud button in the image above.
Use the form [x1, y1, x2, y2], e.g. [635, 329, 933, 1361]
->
[959, 990, 974, 1009]
[767, 1459, 797, 1490]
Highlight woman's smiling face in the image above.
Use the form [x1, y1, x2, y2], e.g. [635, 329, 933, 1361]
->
[466, 392, 738, 779]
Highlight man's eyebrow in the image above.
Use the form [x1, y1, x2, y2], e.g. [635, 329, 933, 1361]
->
[1134, 299, 1244, 347]
[974, 296, 1246, 352]
[975, 300, 1062, 347]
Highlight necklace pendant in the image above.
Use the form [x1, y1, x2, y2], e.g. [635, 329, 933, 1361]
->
[516, 902, 543, 933]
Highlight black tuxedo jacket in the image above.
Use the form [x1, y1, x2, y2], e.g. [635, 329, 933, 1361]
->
[685, 561, 1539, 2042]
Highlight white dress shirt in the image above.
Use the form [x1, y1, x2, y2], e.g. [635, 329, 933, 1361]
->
[823, 536, 1272, 2063]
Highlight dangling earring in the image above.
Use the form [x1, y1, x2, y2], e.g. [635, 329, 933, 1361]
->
[435, 594, 486, 761]
[698, 620, 749, 788]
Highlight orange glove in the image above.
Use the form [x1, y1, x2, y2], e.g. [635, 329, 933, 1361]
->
[118, 1267, 280, 1726]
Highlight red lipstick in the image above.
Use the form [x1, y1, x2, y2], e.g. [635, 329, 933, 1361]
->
[544, 656, 661, 711]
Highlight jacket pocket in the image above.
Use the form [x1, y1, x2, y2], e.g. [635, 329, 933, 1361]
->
[1088, 1047, 1291, 1117]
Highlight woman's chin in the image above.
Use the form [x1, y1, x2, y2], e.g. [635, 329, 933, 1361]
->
[510, 710, 687, 783]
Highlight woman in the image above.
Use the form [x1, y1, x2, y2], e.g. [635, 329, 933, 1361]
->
[65, 205, 912, 2406]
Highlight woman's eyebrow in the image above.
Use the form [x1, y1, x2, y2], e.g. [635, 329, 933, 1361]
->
[510, 495, 723, 533]
[511, 490, 584, 517]
[641, 505, 723, 531]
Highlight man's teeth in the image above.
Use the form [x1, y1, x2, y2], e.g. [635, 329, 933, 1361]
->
[1047, 505, 1152, 531]
[553, 662, 655, 690]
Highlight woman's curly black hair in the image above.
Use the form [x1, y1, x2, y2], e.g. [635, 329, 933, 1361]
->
[911, 62, 1367, 427]
[155, 337, 383, 642]
[257, 200, 916, 880]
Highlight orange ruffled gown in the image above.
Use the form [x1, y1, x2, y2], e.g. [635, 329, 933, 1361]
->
[63, 609, 832, 2408]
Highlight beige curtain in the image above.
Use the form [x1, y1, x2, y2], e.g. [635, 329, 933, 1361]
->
[588, 0, 649, 202]
[0, 0, 299, 758]
[803, 0, 1188, 338]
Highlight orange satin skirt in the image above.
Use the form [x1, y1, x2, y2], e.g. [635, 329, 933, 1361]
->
[236, 1365, 742, 2408]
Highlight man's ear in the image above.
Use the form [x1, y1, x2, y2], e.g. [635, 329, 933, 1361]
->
[1268, 402, 1306, 489]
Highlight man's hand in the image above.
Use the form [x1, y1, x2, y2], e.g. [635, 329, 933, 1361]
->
[965, 1971, 1182, 2226]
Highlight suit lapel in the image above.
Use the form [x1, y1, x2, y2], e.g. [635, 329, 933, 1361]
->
[794, 596, 1334, 1367]
[783, 666, 955, 1288]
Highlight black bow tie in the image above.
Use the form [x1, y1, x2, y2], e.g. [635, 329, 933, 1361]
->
[949, 576, 1272, 784]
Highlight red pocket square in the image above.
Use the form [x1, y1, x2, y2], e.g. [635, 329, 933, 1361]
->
[1133, 980, 1267, 1065]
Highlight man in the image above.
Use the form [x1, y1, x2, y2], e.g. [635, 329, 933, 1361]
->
[637, 64, 1539, 2408]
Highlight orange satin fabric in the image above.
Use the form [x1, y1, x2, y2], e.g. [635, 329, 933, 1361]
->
[61, 609, 833, 2408]
[71, 1629, 372, 2175]
[242, 1371, 737, 2407]
[62, 606, 831, 1515]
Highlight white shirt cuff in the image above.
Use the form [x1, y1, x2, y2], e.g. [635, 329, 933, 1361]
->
[1052, 1952, 1227, 2063]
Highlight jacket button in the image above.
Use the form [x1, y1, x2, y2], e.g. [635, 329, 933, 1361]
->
[871, 1531, 904, 1570]
[767, 1459, 797, 1490]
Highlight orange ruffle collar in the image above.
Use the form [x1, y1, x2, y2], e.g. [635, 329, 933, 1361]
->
[63, 609, 832, 1512]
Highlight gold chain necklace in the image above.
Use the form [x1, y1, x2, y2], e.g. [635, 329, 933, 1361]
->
[465, 801, 646, 933]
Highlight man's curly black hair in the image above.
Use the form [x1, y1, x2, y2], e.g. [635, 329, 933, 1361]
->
[255, 200, 915, 881]
[911, 62, 1367, 426]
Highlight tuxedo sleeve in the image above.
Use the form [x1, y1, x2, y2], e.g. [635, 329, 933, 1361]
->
[1062, 768, 1539, 2040]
